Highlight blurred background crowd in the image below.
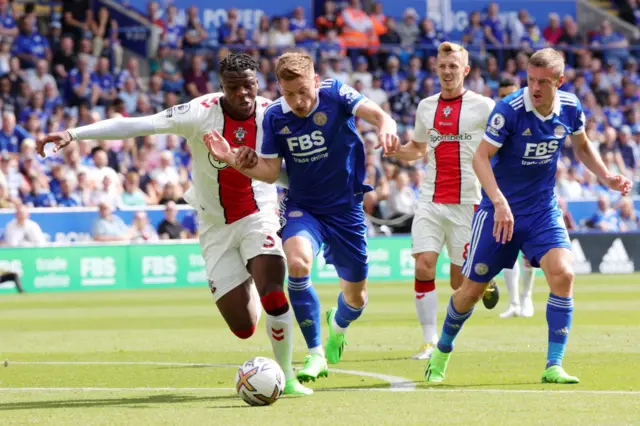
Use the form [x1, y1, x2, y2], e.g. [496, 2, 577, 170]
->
[0, 0, 638, 243]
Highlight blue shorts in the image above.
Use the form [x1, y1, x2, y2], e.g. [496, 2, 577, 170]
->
[462, 206, 571, 283]
[280, 200, 368, 283]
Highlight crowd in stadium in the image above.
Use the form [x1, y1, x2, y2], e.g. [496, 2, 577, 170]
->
[0, 0, 639, 238]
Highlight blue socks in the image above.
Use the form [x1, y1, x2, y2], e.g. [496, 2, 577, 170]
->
[287, 276, 321, 349]
[334, 292, 366, 330]
[437, 297, 474, 353]
[546, 293, 573, 368]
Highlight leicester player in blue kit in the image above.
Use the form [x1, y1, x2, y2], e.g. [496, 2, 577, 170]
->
[207, 52, 400, 383]
[426, 48, 632, 384]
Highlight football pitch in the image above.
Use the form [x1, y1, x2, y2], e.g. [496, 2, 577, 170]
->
[2, 274, 640, 425]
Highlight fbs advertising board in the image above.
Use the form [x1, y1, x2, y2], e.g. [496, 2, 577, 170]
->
[0, 233, 636, 294]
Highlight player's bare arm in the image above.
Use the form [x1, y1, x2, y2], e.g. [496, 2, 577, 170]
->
[205, 129, 282, 183]
[570, 131, 632, 195]
[387, 140, 428, 161]
[354, 100, 400, 155]
[473, 140, 514, 244]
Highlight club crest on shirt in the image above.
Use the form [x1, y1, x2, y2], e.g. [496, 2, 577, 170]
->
[442, 106, 452, 117]
[313, 112, 327, 126]
[554, 125, 566, 138]
[234, 127, 247, 143]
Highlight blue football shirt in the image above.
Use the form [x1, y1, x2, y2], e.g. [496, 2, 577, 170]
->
[480, 87, 586, 215]
[259, 78, 372, 214]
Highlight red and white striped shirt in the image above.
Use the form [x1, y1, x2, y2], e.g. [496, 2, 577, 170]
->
[413, 90, 495, 205]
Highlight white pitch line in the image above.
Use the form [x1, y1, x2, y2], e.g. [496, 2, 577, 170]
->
[1, 388, 640, 396]
[5, 361, 416, 391]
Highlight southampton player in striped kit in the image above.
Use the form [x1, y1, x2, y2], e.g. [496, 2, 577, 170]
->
[426, 48, 631, 384]
[207, 52, 400, 383]
[387, 42, 500, 360]
[36, 54, 312, 396]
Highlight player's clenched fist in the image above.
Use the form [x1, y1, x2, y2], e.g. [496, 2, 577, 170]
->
[235, 146, 258, 169]
[493, 198, 514, 244]
[36, 131, 73, 158]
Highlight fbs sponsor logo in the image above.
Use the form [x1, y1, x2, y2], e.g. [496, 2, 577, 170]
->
[599, 238, 634, 274]
[35, 257, 70, 289]
[142, 256, 177, 284]
[571, 239, 592, 274]
[81, 257, 116, 286]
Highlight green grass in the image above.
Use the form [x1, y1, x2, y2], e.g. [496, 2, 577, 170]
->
[2, 275, 640, 425]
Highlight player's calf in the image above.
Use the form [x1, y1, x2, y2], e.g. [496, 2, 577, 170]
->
[413, 252, 439, 359]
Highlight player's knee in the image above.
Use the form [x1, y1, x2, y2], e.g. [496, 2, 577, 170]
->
[549, 267, 574, 289]
[343, 287, 367, 309]
[287, 254, 313, 277]
[415, 254, 437, 280]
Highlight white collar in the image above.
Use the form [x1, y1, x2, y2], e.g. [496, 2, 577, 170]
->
[523, 87, 561, 122]
[281, 90, 321, 117]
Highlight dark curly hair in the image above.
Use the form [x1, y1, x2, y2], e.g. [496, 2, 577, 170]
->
[218, 53, 259, 76]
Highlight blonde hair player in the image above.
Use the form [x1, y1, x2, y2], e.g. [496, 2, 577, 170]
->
[386, 42, 500, 361]
[425, 47, 631, 384]
[206, 52, 400, 382]
[497, 76, 537, 319]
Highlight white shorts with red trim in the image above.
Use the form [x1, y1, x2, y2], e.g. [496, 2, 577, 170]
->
[198, 210, 284, 302]
[411, 201, 476, 266]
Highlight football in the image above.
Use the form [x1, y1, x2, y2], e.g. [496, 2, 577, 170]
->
[235, 357, 285, 406]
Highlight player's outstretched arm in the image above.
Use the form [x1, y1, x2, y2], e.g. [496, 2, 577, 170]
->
[355, 101, 400, 155]
[473, 140, 514, 243]
[386, 140, 428, 161]
[205, 130, 282, 184]
[571, 132, 632, 195]
[36, 113, 168, 157]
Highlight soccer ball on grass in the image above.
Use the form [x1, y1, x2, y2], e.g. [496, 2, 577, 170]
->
[235, 357, 285, 406]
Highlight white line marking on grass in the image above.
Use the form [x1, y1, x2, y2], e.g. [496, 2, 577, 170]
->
[6, 361, 416, 391]
[2, 387, 640, 396]
[0, 387, 235, 392]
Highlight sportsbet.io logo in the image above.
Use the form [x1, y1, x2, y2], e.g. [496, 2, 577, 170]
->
[428, 128, 472, 148]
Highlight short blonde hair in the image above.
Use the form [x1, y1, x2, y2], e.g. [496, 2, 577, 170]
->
[437, 42, 469, 67]
[276, 52, 315, 81]
[529, 48, 565, 78]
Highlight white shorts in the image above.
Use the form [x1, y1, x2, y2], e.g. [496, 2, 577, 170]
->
[411, 202, 476, 266]
[198, 210, 284, 302]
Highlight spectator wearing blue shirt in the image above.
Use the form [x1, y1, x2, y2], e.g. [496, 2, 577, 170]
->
[417, 18, 445, 60]
[0, 0, 17, 39]
[462, 11, 485, 64]
[163, 5, 184, 53]
[290, 6, 317, 47]
[11, 15, 51, 70]
[91, 56, 117, 106]
[590, 20, 630, 68]
[181, 209, 199, 238]
[587, 195, 620, 231]
[218, 8, 243, 46]
[603, 92, 625, 129]
[19, 91, 49, 126]
[619, 197, 640, 231]
[68, 56, 94, 105]
[22, 173, 57, 208]
[381, 56, 406, 93]
[618, 125, 636, 171]
[0, 111, 31, 154]
[55, 178, 82, 207]
[92, 201, 131, 242]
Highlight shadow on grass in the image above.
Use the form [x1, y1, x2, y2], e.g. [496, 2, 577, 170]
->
[0, 393, 242, 411]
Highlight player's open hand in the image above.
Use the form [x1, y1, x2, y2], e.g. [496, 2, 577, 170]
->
[204, 130, 236, 167]
[36, 131, 73, 158]
[493, 198, 514, 244]
[605, 174, 632, 196]
[377, 131, 400, 156]
[235, 146, 258, 169]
